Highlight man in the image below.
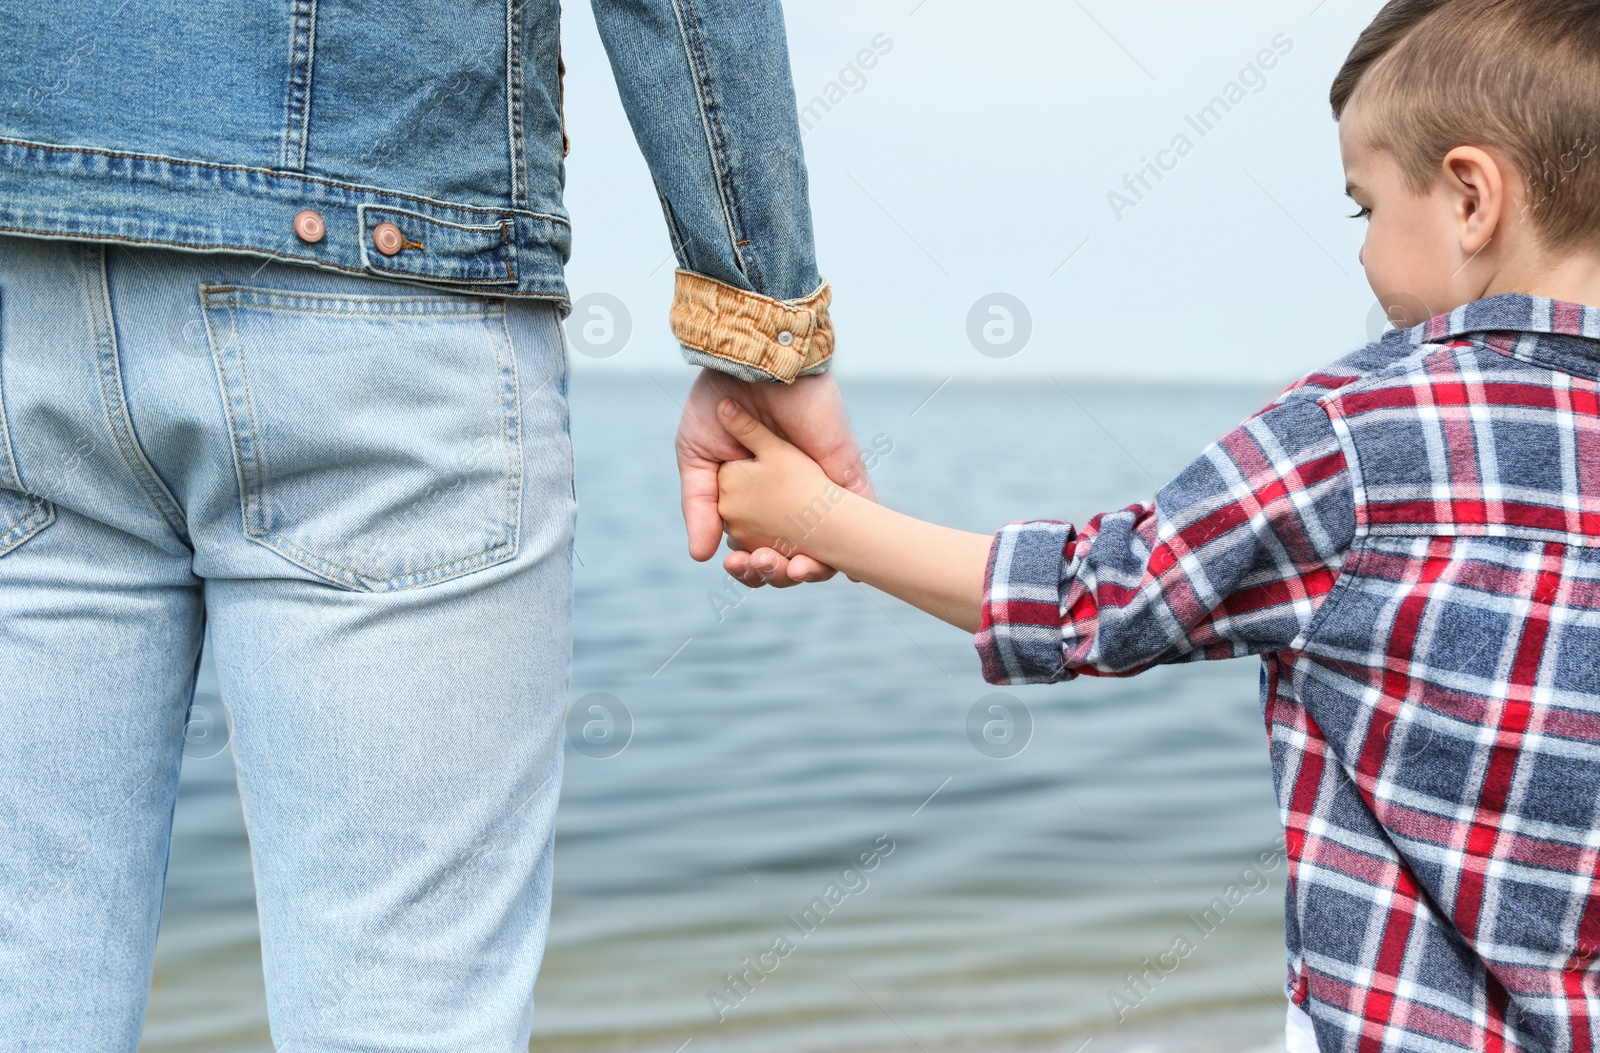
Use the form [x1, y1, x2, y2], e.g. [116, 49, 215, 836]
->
[0, 2, 860, 1049]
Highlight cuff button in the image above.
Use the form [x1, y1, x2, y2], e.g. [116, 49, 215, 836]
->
[777, 330, 795, 347]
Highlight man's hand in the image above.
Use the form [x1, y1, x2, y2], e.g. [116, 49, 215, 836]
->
[677, 368, 874, 588]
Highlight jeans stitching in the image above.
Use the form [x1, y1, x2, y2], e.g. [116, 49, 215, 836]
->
[87, 247, 189, 540]
[494, 304, 524, 556]
[0, 287, 55, 553]
[229, 299, 271, 545]
[203, 284, 500, 315]
[211, 302, 493, 318]
[199, 287, 260, 551]
[249, 532, 517, 591]
[0, 503, 54, 556]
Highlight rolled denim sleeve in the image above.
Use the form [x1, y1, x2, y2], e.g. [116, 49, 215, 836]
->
[591, 0, 833, 383]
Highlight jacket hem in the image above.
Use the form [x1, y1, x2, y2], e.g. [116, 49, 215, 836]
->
[0, 135, 572, 301]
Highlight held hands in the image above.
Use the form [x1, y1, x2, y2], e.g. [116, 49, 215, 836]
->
[676, 369, 874, 588]
[714, 399, 842, 560]
[714, 396, 993, 633]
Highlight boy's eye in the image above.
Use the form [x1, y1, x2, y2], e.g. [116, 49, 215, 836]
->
[1349, 206, 1373, 220]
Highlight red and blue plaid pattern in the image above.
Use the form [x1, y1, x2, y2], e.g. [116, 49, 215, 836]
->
[977, 294, 1600, 1051]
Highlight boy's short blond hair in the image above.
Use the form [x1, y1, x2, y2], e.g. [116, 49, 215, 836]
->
[1332, 0, 1600, 251]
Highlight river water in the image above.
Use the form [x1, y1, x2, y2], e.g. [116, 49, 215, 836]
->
[141, 374, 1299, 1052]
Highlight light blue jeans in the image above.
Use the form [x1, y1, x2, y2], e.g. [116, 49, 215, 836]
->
[0, 235, 574, 1052]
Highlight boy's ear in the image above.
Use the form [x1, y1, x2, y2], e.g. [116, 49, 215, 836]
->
[1441, 145, 1507, 255]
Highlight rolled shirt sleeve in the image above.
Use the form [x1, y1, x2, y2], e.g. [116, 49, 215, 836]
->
[975, 396, 1358, 685]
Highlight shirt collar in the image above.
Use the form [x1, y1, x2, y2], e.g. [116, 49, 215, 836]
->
[1410, 293, 1600, 379]
[1419, 293, 1600, 343]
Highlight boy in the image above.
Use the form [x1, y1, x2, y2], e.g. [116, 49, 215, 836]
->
[715, 1, 1600, 1049]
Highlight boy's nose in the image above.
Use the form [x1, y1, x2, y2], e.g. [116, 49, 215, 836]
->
[1358, 242, 1366, 267]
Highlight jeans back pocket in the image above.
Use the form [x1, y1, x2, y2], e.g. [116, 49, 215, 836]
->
[0, 291, 54, 556]
[200, 284, 521, 591]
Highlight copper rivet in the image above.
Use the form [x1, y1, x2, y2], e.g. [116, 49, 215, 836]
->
[372, 221, 405, 257]
[293, 209, 325, 244]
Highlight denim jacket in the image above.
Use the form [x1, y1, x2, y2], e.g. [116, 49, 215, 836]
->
[0, 0, 833, 382]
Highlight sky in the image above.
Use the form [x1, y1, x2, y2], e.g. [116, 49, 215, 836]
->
[558, 0, 1391, 385]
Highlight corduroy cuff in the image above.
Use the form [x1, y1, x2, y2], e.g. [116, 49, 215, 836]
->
[669, 271, 834, 383]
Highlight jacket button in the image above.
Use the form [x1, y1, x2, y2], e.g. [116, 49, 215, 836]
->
[372, 222, 405, 256]
[293, 209, 325, 244]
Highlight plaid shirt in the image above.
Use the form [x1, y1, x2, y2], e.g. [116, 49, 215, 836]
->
[977, 294, 1600, 1052]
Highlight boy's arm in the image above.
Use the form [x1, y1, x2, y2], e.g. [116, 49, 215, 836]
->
[789, 493, 994, 633]
[718, 392, 1359, 686]
[715, 400, 992, 631]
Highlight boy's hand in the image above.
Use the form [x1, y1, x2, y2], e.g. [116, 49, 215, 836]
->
[715, 399, 838, 559]
[677, 370, 873, 588]
[716, 396, 992, 632]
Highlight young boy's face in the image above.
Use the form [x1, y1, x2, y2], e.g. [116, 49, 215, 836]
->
[1339, 104, 1474, 328]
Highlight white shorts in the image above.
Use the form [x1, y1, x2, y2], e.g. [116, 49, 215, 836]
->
[1287, 1002, 1320, 1053]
